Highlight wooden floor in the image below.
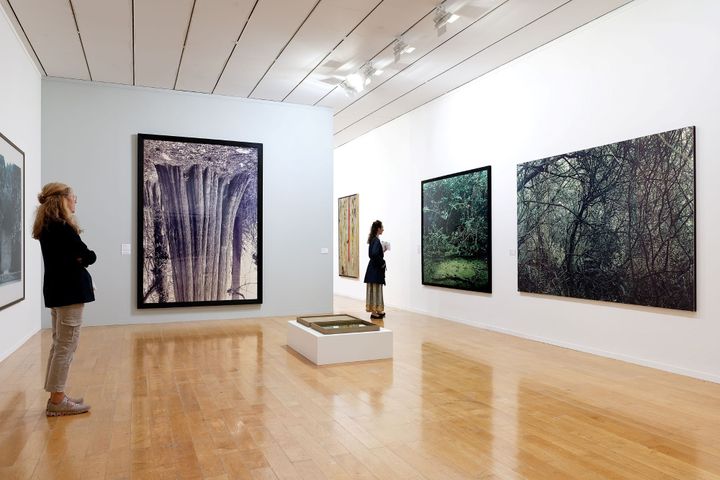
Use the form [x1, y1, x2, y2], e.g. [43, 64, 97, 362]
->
[1, 297, 720, 480]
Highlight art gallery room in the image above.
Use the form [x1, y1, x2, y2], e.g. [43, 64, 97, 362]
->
[1, 0, 720, 478]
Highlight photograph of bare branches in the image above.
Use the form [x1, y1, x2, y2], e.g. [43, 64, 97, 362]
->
[422, 166, 492, 293]
[338, 194, 359, 278]
[0, 132, 24, 311]
[517, 126, 695, 311]
[138, 134, 262, 308]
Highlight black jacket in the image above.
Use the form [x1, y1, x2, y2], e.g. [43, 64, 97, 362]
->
[39, 220, 96, 308]
[363, 237, 386, 285]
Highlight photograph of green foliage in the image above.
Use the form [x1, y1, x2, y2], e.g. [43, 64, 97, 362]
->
[517, 126, 695, 311]
[422, 166, 491, 293]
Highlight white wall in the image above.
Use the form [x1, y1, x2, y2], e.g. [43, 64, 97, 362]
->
[334, 0, 720, 382]
[0, 8, 42, 361]
[43, 79, 333, 326]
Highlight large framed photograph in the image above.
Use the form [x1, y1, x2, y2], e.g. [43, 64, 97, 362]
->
[517, 126, 695, 311]
[0, 132, 24, 311]
[338, 193, 359, 278]
[138, 134, 262, 308]
[421, 166, 492, 293]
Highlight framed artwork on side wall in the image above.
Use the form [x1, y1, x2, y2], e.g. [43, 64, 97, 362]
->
[517, 126, 695, 311]
[338, 194, 359, 278]
[0, 132, 24, 311]
[421, 166, 492, 293]
[138, 134, 262, 308]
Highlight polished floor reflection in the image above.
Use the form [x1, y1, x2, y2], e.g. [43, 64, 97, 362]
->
[1, 296, 720, 479]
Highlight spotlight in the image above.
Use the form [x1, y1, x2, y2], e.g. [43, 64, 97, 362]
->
[434, 6, 459, 36]
[393, 37, 415, 63]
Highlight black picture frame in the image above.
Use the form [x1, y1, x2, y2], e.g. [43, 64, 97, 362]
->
[516, 126, 696, 311]
[421, 165, 492, 293]
[137, 133, 262, 308]
[0, 132, 25, 311]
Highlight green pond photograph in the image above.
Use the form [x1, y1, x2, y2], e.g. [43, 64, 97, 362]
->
[421, 166, 491, 293]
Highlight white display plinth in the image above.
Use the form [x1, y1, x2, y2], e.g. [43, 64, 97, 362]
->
[287, 320, 393, 365]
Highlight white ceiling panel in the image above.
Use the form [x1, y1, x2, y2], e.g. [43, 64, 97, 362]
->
[284, 0, 437, 105]
[134, 0, 194, 88]
[332, 0, 567, 133]
[213, 0, 318, 97]
[72, 0, 132, 84]
[175, 0, 254, 93]
[250, 0, 381, 102]
[7, 0, 88, 79]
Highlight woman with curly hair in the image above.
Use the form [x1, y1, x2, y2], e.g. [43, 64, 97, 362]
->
[32, 182, 95, 416]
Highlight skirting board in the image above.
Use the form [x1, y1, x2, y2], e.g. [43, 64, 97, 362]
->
[287, 320, 392, 365]
[332, 294, 720, 384]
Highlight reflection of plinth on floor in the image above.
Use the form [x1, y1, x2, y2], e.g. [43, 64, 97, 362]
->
[287, 314, 393, 365]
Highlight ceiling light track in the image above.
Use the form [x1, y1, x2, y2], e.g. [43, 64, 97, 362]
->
[173, 0, 197, 90]
[248, 0, 322, 99]
[4, 0, 47, 75]
[211, 0, 260, 94]
[68, 0, 92, 81]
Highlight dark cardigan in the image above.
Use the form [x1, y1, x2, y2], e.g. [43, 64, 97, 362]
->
[363, 237, 385, 285]
[39, 220, 96, 308]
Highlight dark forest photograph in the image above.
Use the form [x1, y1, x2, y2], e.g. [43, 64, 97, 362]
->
[422, 166, 491, 293]
[138, 134, 262, 308]
[517, 126, 695, 311]
[0, 132, 24, 311]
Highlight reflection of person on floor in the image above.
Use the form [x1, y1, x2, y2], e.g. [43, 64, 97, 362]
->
[32, 182, 95, 417]
[364, 220, 386, 321]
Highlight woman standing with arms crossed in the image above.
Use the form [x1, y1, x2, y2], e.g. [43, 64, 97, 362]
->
[364, 220, 386, 320]
[33, 183, 95, 416]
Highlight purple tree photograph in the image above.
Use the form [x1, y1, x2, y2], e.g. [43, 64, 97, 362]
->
[138, 134, 262, 308]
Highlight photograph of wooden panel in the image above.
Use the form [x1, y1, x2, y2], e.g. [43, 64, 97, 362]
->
[138, 133, 262, 308]
[517, 126, 695, 311]
[338, 193, 359, 278]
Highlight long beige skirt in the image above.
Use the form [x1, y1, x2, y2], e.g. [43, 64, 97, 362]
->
[365, 283, 384, 313]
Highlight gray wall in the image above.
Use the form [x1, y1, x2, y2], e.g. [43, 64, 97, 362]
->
[42, 78, 333, 326]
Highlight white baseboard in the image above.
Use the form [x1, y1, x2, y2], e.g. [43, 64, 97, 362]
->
[335, 295, 720, 385]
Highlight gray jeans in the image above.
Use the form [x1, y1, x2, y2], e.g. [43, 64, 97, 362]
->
[44, 304, 84, 393]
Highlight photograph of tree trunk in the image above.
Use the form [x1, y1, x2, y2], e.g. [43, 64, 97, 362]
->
[338, 194, 359, 278]
[138, 134, 262, 308]
[422, 166, 492, 293]
[0, 132, 24, 311]
[517, 126, 695, 311]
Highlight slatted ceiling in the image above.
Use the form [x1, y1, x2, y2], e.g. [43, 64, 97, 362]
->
[8, 0, 88, 79]
[316, 3, 490, 113]
[175, 0, 254, 93]
[3, 0, 635, 146]
[249, 0, 380, 102]
[133, 0, 194, 88]
[72, 0, 132, 84]
[333, 0, 635, 148]
[284, 0, 438, 105]
[213, 0, 318, 97]
[332, 0, 563, 133]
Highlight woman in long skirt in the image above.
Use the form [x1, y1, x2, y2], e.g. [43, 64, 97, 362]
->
[364, 220, 386, 320]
